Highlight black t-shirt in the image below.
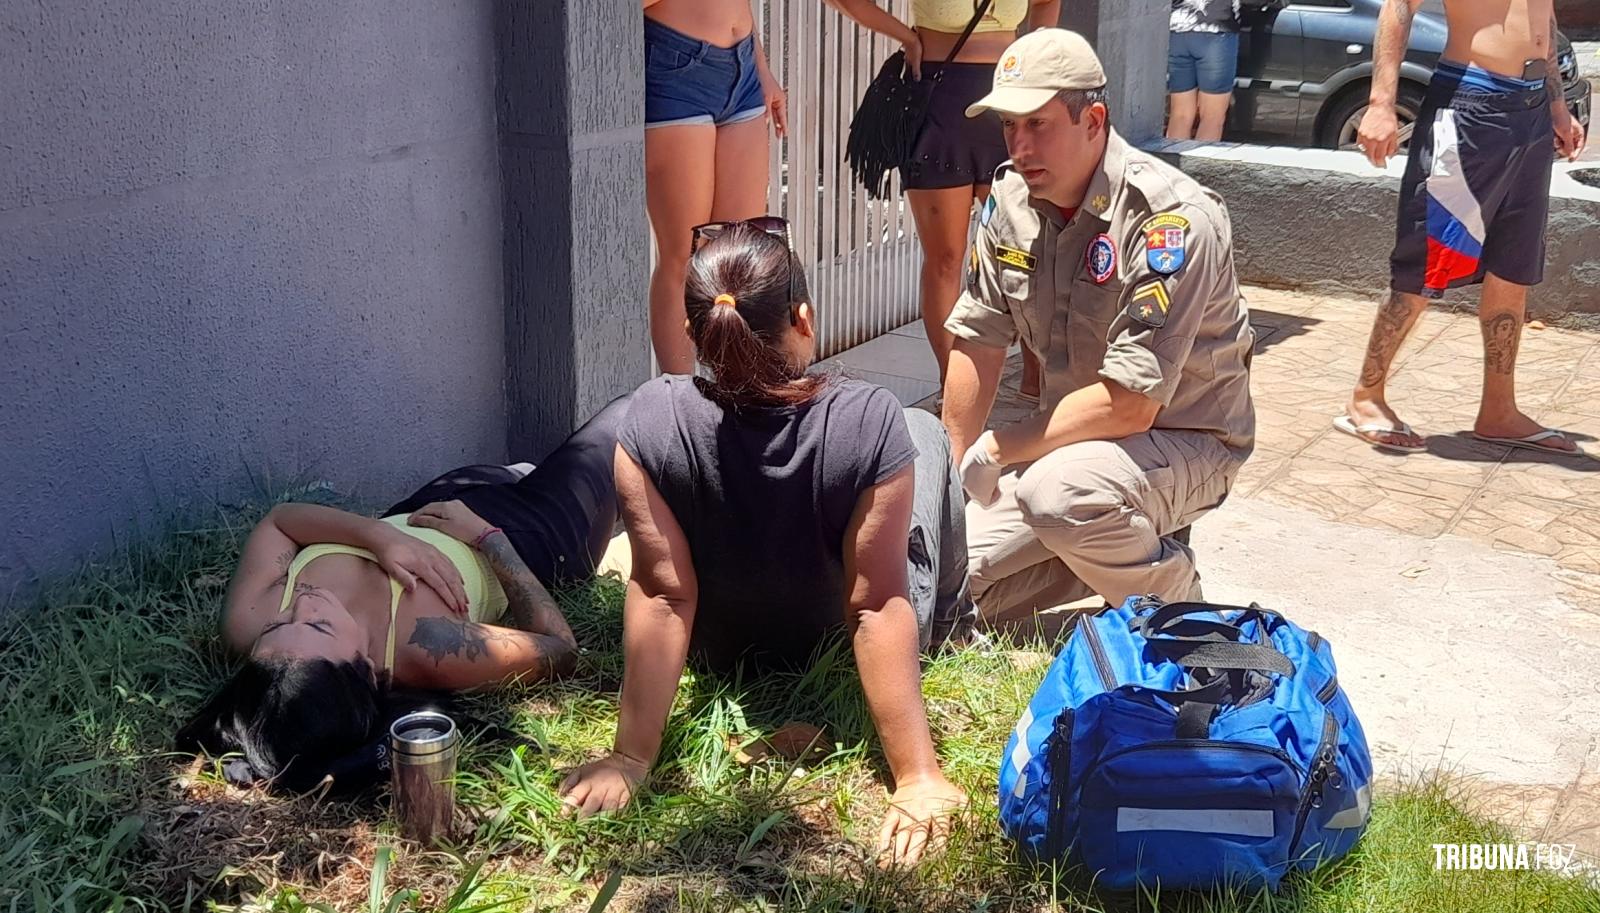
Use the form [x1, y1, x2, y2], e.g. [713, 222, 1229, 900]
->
[618, 375, 918, 672]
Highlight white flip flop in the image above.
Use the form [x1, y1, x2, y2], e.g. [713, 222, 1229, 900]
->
[1470, 429, 1578, 455]
[1333, 414, 1427, 454]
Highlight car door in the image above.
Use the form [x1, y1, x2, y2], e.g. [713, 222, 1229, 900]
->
[1295, 0, 1369, 88]
[1229, 2, 1305, 143]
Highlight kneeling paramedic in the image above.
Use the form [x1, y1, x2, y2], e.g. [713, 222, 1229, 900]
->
[942, 28, 1256, 619]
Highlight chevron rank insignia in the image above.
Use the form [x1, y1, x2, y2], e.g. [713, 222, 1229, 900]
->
[995, 245, 1036, 271]
[1128, 279, 1171, 328]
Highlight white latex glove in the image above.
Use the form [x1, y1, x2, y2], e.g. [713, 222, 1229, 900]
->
[958, 430, 1005, 507]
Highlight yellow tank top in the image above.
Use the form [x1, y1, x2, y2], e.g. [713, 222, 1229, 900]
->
[277, 515, 509, 670]
[912, 0, 1027, 34]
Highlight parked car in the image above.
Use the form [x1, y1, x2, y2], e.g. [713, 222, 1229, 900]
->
[1226, 0, 1592, 150]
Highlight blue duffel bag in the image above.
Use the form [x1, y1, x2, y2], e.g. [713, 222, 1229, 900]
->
[999, 595, 1373, 891]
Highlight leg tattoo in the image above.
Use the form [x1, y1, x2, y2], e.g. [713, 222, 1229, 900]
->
[1359, 293, 1420, 388]
[1482, 312, 1519, 375]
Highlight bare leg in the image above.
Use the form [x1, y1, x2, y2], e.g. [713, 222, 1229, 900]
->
[1474, 274, 1576, 451]
[646, 124, 717, 376]
[1166, 90, 1199, 140]
[908, 185, 980, 381]
[1344, 290, 1429, 449]
[1195, 90, 1232, 142]
[710, 115, 771, 224]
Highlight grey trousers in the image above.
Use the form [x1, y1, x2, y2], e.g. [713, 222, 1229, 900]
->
[903, 408, 979, 650]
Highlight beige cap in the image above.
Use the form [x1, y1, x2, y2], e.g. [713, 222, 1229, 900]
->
[965, 28, 1107, 118]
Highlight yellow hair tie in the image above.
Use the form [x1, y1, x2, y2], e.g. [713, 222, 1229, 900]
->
[713, 293, 737, 309]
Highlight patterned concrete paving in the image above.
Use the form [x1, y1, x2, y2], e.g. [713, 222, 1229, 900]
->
[870, 285, 1600, 591]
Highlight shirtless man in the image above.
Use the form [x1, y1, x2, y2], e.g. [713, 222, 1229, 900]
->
[1336, 0, 1587, 455]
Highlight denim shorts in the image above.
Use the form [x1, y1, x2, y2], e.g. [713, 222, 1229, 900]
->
[645, 17, 766, 129]
[1168, 30, 1239, 94]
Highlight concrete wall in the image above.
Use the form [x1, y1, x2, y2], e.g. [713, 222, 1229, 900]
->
[1152, 142, 1600, 321]
[1, 1, 508, 596]
[497, 0, 651, 458]
[1061, 0, 1170, 143]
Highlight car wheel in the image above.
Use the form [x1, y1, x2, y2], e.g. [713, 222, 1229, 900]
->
[1320, 83, 1427, 153]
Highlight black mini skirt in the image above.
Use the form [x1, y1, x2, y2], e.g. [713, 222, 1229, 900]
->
[901, 62, 1010, 190]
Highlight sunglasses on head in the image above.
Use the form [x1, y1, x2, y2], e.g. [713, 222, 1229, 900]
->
[690, 216, 800, 316]
[691, 215, 790, 251]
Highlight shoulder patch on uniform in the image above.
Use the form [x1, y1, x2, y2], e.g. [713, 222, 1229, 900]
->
[1086, 233, 1116, 284]
[1128, 279, 1171, 328]
[1140, 212, 1190, 275]
[980, 195, 996, 226]
[995, 245, 1036, 272]
[967, 244, 980, 293]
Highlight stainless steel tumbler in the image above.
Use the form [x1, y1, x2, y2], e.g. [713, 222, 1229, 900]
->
[389, 710, 458, 844]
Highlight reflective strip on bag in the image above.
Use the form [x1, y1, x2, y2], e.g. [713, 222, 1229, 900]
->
[1008, 706, 1035, 799]
[1115, 807, 1276, 838]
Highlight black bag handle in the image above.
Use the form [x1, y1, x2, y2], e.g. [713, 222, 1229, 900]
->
[1142, 639, 1296, 678]
[1135, 600, 1278, 640]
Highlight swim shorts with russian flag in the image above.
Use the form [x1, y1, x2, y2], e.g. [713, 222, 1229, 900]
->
[1390, 60, 1554, 298]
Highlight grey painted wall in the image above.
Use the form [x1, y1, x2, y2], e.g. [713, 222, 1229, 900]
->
[498, 0, 651, 459]
[1061, 0, 1170, 143]
[1, 0, 509, 597]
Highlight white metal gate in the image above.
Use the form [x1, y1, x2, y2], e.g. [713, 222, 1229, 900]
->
[755, 0, 922, 359]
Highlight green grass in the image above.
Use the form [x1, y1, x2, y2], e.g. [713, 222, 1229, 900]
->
[3, 505, 1598, 913]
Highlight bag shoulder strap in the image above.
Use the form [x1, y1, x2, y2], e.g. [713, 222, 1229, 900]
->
[939, 0, 996, 68]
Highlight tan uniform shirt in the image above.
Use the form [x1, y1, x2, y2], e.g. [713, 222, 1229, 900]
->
[947, 129, 1256, 458]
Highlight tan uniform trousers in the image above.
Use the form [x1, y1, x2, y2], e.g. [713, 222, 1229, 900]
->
[967, 428, 1240, 619]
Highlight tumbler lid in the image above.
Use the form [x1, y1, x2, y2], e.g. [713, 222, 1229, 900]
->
[390, 710, 458, 756]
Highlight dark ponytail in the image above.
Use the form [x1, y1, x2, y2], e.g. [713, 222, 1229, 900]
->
[685, 223, 828, 410]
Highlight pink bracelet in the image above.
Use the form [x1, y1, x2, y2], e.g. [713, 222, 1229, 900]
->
[473, 526, 502, 549]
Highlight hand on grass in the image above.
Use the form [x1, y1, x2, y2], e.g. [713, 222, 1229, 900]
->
[559, 752, 649, 818]
[876, 774, 967, 868]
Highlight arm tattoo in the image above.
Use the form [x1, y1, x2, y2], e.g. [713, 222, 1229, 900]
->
[408, 616, 522, 666]
[1388, 0, 1414, 29]
[1483, 312, 1520, 375]
[1546, 16, 1562, 102]
[477, 532, 577, 647]
[269, 547, 297, 588]
[1359, 293, 1421, 388]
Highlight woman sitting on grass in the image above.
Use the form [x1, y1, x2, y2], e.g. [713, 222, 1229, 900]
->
[558, 220, 973, 867]
[178, 398, 630, 791]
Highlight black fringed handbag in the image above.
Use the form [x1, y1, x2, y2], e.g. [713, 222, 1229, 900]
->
[844, 0, 994, 200]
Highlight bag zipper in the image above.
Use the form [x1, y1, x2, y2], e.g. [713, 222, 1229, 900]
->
[1045, 709, 1075, 861]
[1316, 674, 1339, 705]
[1289, 709, 1340, 855]
[1080, 615, 1117, 691]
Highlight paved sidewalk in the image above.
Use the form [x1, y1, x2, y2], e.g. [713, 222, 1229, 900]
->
[819, 286, 1600, 857]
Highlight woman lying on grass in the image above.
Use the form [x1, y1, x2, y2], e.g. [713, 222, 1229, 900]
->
[559, 220, 974, 867]
[178, 398, 630, 791]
